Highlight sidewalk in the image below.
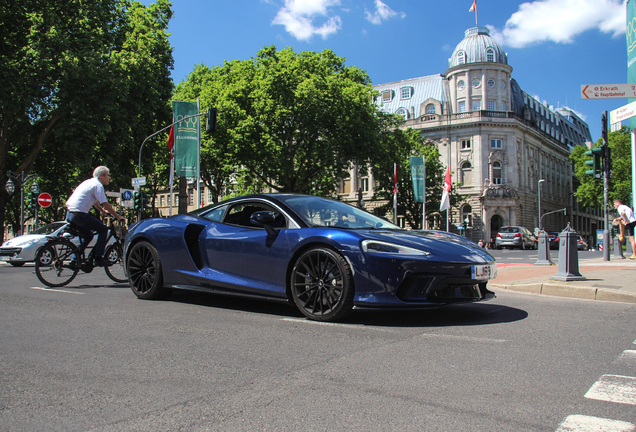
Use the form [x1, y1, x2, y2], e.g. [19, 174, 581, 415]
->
[490, 256, 636, 303]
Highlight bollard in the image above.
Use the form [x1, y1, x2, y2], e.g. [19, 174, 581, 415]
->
[534, 230, 553, 266]
[626, 237, 634, 256]
[551, 223, 586, 281]
[614, 235, 625, 259]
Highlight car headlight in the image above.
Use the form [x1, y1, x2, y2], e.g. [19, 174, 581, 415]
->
[361, 240, 429, 256]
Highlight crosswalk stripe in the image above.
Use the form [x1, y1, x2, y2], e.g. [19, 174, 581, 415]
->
[555, 415, 635, 432]
[615, 350, 636, 365]
[584, 375, 636, 406]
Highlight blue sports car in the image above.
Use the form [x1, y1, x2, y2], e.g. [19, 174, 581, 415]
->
[124, 194, 497, 322]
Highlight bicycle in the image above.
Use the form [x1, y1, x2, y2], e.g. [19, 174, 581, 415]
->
[34, 215, 127, 287]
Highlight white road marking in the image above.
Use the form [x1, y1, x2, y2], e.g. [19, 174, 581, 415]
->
[584, 375, 636, 406]
[555, 415, 635, 432]
[419, 333, 507, 343]
[615, 350, 636, 365]
[280, 318, 392, 331]
[30, 286, 84, 295]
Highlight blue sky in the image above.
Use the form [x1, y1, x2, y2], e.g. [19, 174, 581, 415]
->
[147, 0, 628, 141]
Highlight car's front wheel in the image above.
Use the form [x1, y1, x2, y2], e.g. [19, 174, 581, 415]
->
[126, 241, 166, 300]
[290, 247, 354, 322]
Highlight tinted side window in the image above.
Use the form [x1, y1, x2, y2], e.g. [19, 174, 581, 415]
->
[224, 202, 286, 229]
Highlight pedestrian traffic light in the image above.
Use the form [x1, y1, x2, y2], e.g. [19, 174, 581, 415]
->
[206, 108, 217, 133]
[584, 146, 603, 179]
[133, 191, 142, 211]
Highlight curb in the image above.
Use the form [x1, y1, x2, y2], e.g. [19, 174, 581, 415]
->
[490, 282, 636, 304]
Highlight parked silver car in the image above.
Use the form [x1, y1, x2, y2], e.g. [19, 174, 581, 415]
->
[1, 221, 112, 266]
[495, 226, 538, 250]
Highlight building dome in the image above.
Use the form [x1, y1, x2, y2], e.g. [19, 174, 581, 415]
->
[448, 27, 508, 68]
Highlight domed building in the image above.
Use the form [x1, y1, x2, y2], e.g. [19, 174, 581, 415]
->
[343, 27, 599, 244]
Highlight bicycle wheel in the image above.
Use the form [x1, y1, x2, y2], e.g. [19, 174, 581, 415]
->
[35, 240, 79, 287]
[104, 242, 127, 283]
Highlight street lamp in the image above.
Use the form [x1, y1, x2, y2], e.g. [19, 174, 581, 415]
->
[538, 179, 545, 231]
[5, 170, 39, 235]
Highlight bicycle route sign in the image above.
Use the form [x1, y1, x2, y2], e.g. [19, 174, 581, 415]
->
[38, 192, 52, 208]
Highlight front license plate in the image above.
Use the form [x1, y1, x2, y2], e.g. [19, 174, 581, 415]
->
[0, 256, 11, 261]
[472, 264, 497, 281]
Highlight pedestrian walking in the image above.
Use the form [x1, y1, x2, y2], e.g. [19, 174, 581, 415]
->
[613, 199, 636, 259]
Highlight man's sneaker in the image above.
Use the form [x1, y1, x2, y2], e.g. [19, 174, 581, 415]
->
[94, 257, 113, 267]
[629, 255, 636, 260]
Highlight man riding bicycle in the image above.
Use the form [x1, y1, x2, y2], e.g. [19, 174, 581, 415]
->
[66, 166, 125, 267]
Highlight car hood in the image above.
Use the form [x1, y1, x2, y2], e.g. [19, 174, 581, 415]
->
[356, 229, 495, 263]
[2, 234, 44, 247]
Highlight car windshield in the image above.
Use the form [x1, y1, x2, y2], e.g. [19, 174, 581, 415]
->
[276, 195, 399, 229]
[30, 222, 66, 235]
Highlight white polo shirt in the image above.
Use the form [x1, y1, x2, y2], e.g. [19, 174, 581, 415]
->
[66, 178, 108, 213]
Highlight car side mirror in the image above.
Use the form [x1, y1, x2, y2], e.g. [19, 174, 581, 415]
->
[250, 211, 278, 236]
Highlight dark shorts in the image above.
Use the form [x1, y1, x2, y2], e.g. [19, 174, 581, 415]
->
[626, 221, 636, 237]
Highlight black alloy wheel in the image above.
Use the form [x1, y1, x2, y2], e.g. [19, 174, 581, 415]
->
[126, 241, 165, 299]
[290, 247, 354, 322]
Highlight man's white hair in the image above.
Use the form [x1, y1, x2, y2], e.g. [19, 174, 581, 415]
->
[93, 166, 110, 179]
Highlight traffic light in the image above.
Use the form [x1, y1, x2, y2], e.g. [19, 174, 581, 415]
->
[141, 191, 150, 209]
[28, 191, 39, 212]
[133, 191, 142, 211]
[206, 108, 217, 133]
[585, 146, 603, 179]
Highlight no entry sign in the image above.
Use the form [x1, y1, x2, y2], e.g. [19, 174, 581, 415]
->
[38, 192, 52, 208]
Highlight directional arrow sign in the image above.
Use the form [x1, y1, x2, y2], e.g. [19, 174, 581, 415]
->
[581, 84, 636, 99]
[610, 100, 636, 124]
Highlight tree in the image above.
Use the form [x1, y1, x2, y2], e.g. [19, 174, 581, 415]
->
[1, 0, 174, 239]
[173, 46, 385, 199]
[571, 127, 631, 209]
[371, 127, 464, 228]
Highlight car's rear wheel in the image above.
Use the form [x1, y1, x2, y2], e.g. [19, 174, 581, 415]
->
[127, 241, 165, 299]
[290, 247, 354, 322]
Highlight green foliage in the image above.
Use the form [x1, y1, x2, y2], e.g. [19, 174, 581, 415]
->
[571, 127, 631, 208]
[174, 46, 385, 199]
[371, 128, 464, 228]
[1, 0, 174, 237]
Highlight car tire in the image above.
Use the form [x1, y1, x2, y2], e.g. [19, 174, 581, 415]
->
[290, 247, 354, 322]
[127, 241, 166, 300]
[9, 262, 25, 267]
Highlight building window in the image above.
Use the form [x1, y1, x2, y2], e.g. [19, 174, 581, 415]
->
[160, 195, 165, 207]
[426, 104, 435, 114]
[491, 139, 503, 149]
[472, 100, 481, 111]
[487, 79, 495, 88]
[200, 189, 205, 206]
[488, 100, 496, 111]
[457, 51, 465, 64]
[189, 190, 194, 205]
[461, 161, 472, 186]
[400, 87, 413, 99]
[501, 102, 506, 111]
[382, 90, 393, 102]
[458, 80, 465, 90]
[493, 161, 502, 184]
[459, 101, 466, 113]
[396, 107, 409, 120]
[486, 49, 495, 62]
[461, 138, 471, 150]
[361, 177, 369, 192]
[472, 78, 480, 88]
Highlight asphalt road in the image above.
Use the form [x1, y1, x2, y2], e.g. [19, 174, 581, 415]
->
[1, 263, 635, 431]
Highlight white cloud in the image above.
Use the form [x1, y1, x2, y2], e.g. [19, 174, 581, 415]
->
[489, 0, 626, 48]
[272, 0, 342, 41]
[364, 0, 406, 25]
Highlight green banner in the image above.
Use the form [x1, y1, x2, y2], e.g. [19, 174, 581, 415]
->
[173, 101, 199, 177]
[409, 156, 425, 203]
[628, 0, 636, 128]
